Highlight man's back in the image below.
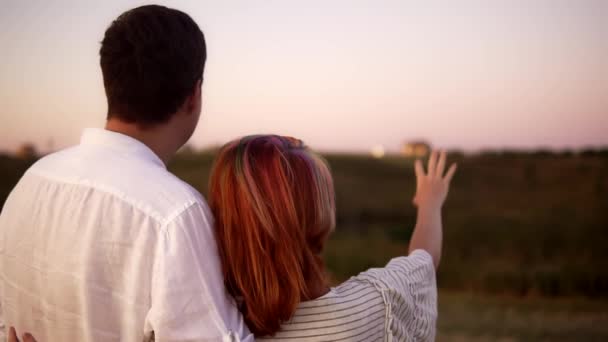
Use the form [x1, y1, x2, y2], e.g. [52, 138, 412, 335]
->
[0, 128, 250, 341]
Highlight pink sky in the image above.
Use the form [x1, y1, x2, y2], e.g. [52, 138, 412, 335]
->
[0, 0, 607, 153]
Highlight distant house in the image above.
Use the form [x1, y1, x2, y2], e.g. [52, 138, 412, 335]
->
[401, 141, 431, 158]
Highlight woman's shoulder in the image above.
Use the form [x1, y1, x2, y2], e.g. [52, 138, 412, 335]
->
[257, 280, 387, 341]
[292, 278, 387, 322]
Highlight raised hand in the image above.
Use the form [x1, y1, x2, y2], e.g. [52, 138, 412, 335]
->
[413, 150, 457, 212]
[408, 150, 457, 268]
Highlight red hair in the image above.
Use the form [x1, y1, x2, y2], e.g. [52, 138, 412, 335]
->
[208, 135, 335, 336]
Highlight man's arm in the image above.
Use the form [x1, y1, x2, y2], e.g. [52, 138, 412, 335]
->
[144, 202, 252, 342]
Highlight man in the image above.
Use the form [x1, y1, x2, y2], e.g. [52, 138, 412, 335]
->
[0, 5, 252, 341]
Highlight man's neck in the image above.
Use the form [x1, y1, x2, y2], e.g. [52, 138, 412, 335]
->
[105, 119, 176, 165]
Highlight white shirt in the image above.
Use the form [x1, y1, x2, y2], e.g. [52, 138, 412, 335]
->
[0, 128, 253, 342]
[258, 250, 437, 341]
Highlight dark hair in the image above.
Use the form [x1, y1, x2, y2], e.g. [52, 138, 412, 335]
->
[100, 5, 206, 126]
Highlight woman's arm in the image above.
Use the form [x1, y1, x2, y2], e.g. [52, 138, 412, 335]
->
[408, 151, 457, 269]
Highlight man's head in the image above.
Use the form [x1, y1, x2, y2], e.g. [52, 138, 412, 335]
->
[100, 5, 206, 146]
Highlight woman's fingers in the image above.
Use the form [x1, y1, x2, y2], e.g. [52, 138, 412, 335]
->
[9, 327, 20, 342]
[22, 333, 37, 342]
[428, 150, 438, 177]
[414, 159, 424, 179]
[444, 163, 457, 184]
[413, 159, 424, 207]
[436, 150, 446, 177]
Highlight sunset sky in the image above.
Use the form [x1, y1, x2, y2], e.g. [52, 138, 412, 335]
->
[1, 0, 606, 153]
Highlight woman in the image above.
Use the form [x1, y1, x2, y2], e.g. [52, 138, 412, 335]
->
[208, 135, 456, 340]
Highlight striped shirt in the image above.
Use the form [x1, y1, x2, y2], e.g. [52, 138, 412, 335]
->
[258, 250, 437, 341]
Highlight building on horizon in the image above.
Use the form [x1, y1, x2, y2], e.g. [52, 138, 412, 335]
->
[401, 141, 431, 158]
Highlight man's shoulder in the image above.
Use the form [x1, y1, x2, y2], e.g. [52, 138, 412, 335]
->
[142, 168, 206, 217]
[28, 146, 79, 171]
[25, 146, 206, 224]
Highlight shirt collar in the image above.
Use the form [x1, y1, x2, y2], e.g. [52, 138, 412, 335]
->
[80, 128, 166, 169]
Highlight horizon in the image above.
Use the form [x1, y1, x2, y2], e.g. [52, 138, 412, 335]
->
[1, 0, 607, 153]
[3, 138, 607, 157]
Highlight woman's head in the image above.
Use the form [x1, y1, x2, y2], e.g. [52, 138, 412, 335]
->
[208, 135, 335, 336]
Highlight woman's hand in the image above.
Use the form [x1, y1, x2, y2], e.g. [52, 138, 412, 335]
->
[8, 327, 36, 342]
[408, 150, 457, 269]
[413, 150, 457, 213]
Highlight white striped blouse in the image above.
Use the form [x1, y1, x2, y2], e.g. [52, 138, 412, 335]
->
[257, 249, 437, 341]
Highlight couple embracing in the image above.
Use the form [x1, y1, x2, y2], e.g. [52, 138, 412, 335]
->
[0, 5, 455, 342]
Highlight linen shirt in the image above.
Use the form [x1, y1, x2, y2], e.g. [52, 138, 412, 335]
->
[0, 128, 253, 342]
[258, 250, 437, 341]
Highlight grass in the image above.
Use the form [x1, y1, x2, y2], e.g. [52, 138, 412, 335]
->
[437, 291, 608, 341]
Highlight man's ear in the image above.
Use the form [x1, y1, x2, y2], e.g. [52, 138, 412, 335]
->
[185, 78, 202, 114]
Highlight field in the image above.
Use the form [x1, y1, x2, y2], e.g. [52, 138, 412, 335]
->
[2, 150, 607, 340]
[437, 291, 608, 341]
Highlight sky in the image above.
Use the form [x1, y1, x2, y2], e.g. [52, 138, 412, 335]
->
[0, 0, 607, 153]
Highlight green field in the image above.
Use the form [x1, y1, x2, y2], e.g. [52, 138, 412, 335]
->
[2, 150, 607, 339]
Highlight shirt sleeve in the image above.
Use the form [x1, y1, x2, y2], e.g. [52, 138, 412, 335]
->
[354, 249, 437, 341]
[144, 202, 253, 342]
